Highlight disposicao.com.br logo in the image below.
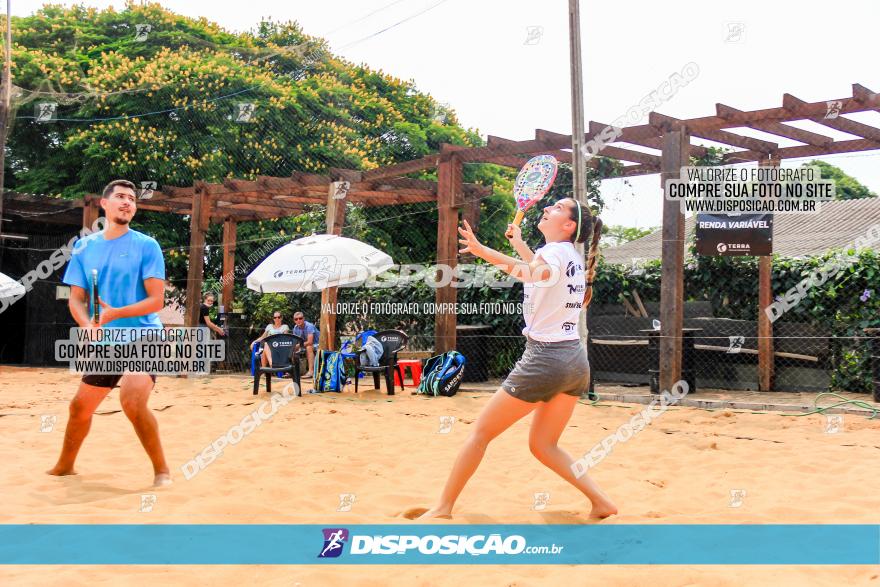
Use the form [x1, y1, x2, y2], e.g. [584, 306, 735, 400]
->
[318, 528, 563, 558]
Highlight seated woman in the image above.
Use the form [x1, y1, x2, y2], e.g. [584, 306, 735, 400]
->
[250, 312, 290, 368]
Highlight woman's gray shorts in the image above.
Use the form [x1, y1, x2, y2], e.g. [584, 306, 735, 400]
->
[501, 337, 590, 403]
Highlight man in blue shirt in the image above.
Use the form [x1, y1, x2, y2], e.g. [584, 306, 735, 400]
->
[48, 179, 172, 488]
[292, 311, 319, 378]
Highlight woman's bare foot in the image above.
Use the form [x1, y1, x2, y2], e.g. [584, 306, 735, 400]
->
[417, 506, 453, 520]
[153, 472, 173, 488]
[47, 466, 77, 476]
[589, 499, 618, 519]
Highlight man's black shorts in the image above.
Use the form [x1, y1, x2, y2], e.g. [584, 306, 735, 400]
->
[81, 373, 157, 389]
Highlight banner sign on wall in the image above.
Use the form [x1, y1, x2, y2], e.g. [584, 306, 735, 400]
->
[695, 213, 773, 256]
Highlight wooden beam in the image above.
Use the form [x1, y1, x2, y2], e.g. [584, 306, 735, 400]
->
[480, 154, 531, 168]
[361, 155, 441, 181]
[184, 185, 210, 328]
[319, 181, 347, 352]
[651, 112, 778, 153]
[327, 167, 363, 183]
[593, 144, 661, 166]
[757, 155, 778, 392]
[783, 93, 880, 143]
[589, 121, 708, 159]
[717, 103, 833, 147]
[658, 128, 689, 394]
[221, 219, 236, 311]
[435, 156, 462, 353]
[852, 83, 879, 105]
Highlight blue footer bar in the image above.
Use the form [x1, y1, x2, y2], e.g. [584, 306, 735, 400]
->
[1, 524, 877, 565]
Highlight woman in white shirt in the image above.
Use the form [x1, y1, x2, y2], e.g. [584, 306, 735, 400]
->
[420, 198, 617, 519]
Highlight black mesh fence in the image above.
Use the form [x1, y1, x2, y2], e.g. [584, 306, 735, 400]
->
[0, 4, 878, 396]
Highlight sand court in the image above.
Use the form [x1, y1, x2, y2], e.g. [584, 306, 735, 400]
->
[1, 366, 878, 584]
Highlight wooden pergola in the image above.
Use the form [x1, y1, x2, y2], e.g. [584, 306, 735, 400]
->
[16, 82, 880, 391]
[79, 170, 494, 350]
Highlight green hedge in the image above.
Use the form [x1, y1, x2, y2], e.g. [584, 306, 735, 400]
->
[596, 245, 880, 391]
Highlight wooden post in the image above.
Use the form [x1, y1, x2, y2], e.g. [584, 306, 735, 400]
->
[658, 128, 689, 393]
[184, 184, 212, 328]
[462, 195, 481, 235]
[319, 184, 347, 351]
[221, 218, 236, 310]
[757, 155, 778, 391]
[568, 0, 589, 346]
[82, 194, 101, 231]
[435, 155, 463, 353]
[460, 195, 481, 262]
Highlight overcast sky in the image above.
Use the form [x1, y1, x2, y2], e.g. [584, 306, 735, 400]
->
[18, 0, 880, 228]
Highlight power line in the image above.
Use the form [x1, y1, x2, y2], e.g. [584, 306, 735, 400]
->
[323, 0, 409, 36]
[337, 0, 451, 51]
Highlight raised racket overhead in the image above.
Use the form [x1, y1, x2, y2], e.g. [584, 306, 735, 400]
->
[508, 154, 558, 235]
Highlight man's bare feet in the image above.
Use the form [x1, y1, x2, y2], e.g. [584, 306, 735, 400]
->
[589, 499, 618, 519]
[152, 473, 173, 487]
[417, 506, 453, 520]
[47, 466, 77, 476]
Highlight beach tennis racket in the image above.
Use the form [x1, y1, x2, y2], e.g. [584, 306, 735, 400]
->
[90, 269, 100, 324]
[506, 155, 558, 238]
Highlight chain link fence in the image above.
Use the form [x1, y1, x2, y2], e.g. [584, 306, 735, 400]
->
[1, 4, 878, 396]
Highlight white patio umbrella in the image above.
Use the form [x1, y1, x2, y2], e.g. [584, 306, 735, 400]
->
[0, 271, 26, 300]
[246, 234, 394, 293]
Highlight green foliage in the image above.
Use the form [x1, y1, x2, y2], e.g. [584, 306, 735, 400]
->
[6, 3, 521, 321]
[597, 247, 880, 391]
[806, 160, 876, 200]
[252, 293, 290, 327]
[601, 224, 657, 248]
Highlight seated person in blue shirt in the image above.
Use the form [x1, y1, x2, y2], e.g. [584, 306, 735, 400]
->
[292, 311, 319, 378]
